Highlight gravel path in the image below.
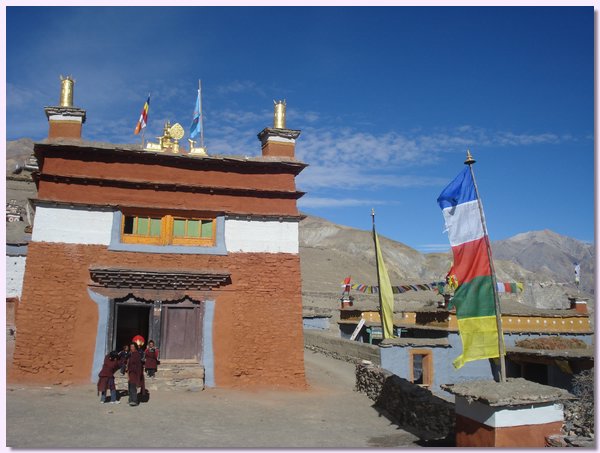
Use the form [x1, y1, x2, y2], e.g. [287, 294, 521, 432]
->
[6, 350, 420, 448]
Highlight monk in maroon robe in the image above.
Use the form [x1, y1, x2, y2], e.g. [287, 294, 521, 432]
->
[127, 342, 145, 406]
[97, 351, 120, 403]
[144, 340, 159, 378]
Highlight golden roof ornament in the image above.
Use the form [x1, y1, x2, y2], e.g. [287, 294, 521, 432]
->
[144, 121, 185, 154]
[170, 123, 184, 140]
[189, 139, 208, 156]
[274, 99, 286, 129]
[59, 75, 75, 107]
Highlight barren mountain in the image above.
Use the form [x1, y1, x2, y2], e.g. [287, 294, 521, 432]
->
[6, 138, 34, 173]
[299, 214, 592, 313]
[492, 230, 594, 294]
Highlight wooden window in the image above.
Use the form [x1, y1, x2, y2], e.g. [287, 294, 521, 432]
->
[170, 217, 215, 246]
[409, 349, 433, 388]
[121, 215, 164, 245]
[121, 213, 215, 247]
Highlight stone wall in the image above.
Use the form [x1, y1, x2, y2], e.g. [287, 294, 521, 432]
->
[355, 362, 455, 441]
[11, 242, 306, 390]
[304, 329, 381, 365]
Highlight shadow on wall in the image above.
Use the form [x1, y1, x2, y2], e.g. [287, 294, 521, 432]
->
[356, 363, 455, 446]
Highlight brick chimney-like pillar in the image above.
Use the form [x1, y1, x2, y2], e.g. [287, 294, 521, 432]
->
[258, 100, 300, 159]
[44, 75, 86, 139]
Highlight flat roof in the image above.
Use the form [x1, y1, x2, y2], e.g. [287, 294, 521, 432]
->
[34, 139, 307, 172]
[506, 346, 594, 360]
[441, 377, 574, 406]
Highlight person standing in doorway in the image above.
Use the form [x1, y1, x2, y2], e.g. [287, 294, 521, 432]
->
[118, 344, 129, 375]
[144, 340, 159, 378]
[127, 342, 143, 406]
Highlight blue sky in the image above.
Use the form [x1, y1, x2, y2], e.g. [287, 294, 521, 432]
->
[5, 6, 595, 252]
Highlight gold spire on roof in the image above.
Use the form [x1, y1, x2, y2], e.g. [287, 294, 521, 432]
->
[59, 75, 75, 107]
[274, 99, 286, 129]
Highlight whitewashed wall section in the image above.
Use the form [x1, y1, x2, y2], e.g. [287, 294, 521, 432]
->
[31, 206, 299, 254]
[6, 256, 27, 297]
[455, 397, 564, 428]
[224, 219, 299, 253]
[32, 206, 113, 245]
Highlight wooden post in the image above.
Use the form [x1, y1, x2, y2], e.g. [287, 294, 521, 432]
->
[464, 150, 506, 382]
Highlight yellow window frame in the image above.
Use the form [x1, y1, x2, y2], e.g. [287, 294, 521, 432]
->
[121, 214, 166, 245]
[121, 213, 216, 247]
[169, 216, 216, 246]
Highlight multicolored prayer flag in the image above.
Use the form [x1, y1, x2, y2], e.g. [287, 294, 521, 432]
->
[134, 95, 150, 135]
[496, 282, 524, 293]
[437, 166, 500, 369]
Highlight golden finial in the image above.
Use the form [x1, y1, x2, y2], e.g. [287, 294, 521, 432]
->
[464, 149, 476, 165]
[188, 138, 208, 156]
[59, 75, 75, 107]
[273, 99, 286, 129]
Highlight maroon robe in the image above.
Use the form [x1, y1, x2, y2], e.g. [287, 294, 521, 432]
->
[127, 350, 145, 390]
[144, 347, 159, 369]
[97, 355, 120, 394]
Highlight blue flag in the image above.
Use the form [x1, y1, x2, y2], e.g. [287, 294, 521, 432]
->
[190, 90, 201, 140]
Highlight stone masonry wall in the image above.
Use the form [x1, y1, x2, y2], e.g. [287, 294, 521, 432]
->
[355, 363, 455, 441]
[11, 242, 306, 389]
[304, 329, 381, 365]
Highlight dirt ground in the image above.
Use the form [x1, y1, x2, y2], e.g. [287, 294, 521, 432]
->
[6, 350, 420, 448]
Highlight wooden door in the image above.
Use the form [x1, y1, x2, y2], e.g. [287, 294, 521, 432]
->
[161, 305, 202, 361]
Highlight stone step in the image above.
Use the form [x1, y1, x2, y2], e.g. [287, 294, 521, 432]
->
[114, 363, 205, 391]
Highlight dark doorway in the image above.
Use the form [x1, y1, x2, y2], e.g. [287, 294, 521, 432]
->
[522, 362, 549, 385]
[115, 304, 151, 351]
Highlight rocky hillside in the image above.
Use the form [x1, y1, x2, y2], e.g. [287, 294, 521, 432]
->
[492, 230, 594, 295]
[299, 214, 593, 311]
[6, 138, 35, 173]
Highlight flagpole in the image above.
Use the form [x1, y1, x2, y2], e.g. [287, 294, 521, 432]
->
[141, 92, 150, 149]
[198, 80, 205, 149]
[464, 150, 507, 382]
[371, 208, 386, 337]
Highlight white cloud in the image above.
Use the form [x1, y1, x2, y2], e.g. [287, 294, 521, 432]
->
[296, 165, 447, 191]
[291, 123, 580, 193]
[287, 108, 320, 124]
[7, 83, 47, 110]
[216, 80, 265, 96]
[215, 109, 271, 126]
[298, 197, 388, 208]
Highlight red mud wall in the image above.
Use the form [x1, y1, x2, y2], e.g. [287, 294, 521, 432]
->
[48, 121, 82, 139]
[10, 242, 306, 389]
[455, 414, 564, 447]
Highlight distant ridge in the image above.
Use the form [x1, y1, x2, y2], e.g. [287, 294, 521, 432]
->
[6, 138, 34, 173]
[299, 214, 593, 312]
[492, 230, 594, 294]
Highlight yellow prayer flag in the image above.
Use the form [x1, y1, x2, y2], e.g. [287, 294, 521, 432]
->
[375, 233, 395, 339]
